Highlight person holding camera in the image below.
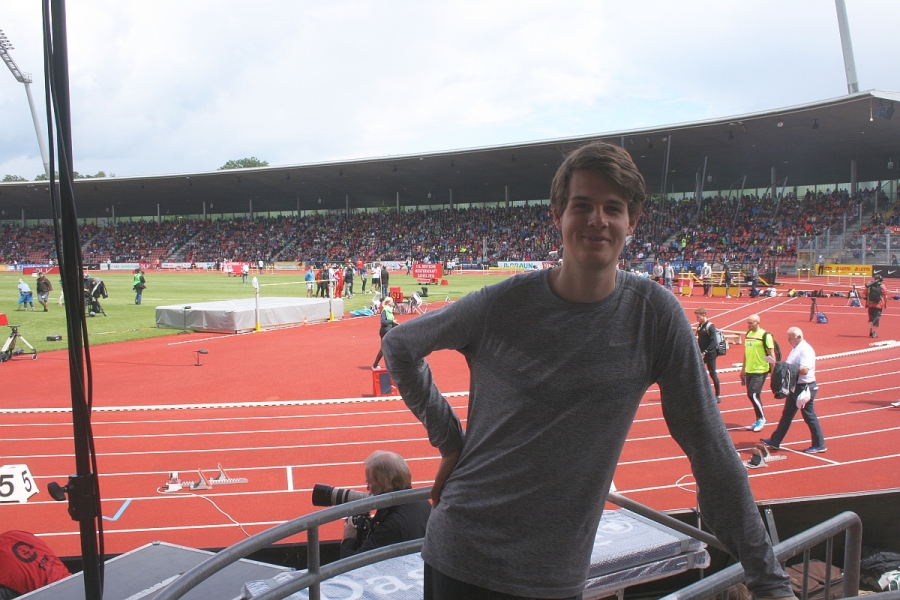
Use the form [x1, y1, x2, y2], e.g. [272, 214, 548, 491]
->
[339, 451, 431, 559]
[865, 275, 886, 338]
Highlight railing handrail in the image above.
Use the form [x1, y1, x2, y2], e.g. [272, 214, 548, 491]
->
[659, 511, 863, 600]
[151, 487, 430, 600]
[154, 491, 863, 600]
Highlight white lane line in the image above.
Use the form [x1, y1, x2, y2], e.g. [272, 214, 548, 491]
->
[0, 392, 471, 415]
[620, 452, 900, 495]
[0, 404, 472, 428]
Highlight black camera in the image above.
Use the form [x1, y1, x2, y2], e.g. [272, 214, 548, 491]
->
[312, 483, 374, 545]
[348, 513, 374, 544]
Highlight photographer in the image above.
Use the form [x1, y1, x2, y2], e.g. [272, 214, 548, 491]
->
[865, 275, 886, 338]
[339, 451, 430, 559]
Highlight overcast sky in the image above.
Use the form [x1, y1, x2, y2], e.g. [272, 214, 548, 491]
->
[1, 1, 898, 180]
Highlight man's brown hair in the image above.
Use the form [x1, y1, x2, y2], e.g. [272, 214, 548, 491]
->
[550, 141, 647, 219]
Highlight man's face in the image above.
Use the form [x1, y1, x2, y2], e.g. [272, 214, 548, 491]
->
[786, 331, 801, 348]
[696, 313, 707, 326]
[365, 467, 386, 495]
[747, 317, 760, 332]
[553, 170, 637, 274]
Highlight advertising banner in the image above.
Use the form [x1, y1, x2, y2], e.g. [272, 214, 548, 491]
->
[22, 266, 60, 275]
[872, 265, 900, 279]
[825, 264, 871, 275]
[497, 261, 555, 270]
[412, 263, 443, 281]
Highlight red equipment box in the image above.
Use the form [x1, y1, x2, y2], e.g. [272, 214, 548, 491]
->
[372, 367, 398, 396]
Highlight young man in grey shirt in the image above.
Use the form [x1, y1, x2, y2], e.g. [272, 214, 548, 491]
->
[383, 142, 794, 600]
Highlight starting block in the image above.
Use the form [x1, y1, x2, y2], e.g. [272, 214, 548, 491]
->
[743, 443, 787, 469]
[161, 464, 248, 493]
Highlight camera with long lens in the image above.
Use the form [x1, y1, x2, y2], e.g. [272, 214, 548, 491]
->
[312, 483, 374, 545]
[311, 483, 370, 507]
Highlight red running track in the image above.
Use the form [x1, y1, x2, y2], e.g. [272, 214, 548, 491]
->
[1, 281, 900, 558]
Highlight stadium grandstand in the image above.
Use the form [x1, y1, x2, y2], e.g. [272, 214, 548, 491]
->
[1, 90, 898, 274]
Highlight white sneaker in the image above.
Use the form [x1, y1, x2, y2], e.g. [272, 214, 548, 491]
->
[891, 400, 900, 408]
[747, 419, 766, 432]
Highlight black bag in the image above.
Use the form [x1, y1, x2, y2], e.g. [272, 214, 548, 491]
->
[764, 331, 782, 361]
[714, 328, 728, 356]
[867, 281, 883, 305]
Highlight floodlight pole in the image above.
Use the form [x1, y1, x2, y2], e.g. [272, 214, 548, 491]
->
[834, 0, 859, 94]
[0, 29, 52, 179]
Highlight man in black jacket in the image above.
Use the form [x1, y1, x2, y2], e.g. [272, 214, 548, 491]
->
[339, 451, 430, 559]
[695, 307, 722, 403]
[36, 272, 53, 312]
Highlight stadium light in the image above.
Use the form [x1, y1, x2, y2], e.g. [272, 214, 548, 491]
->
[0, 28, 51, 179]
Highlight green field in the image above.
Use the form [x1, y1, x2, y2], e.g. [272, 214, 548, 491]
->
[0, 270, 492, 352]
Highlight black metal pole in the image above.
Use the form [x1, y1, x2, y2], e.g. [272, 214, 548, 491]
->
[45, 0, 104, 597]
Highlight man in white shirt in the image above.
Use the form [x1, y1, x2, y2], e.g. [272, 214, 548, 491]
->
[760, 327, 826, 453]
[700, 262, 713, 296]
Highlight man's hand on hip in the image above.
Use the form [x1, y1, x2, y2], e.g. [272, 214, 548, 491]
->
[431, 450, 460, 507]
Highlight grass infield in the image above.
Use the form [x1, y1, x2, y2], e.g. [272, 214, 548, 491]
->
[0, 270, 493, 352]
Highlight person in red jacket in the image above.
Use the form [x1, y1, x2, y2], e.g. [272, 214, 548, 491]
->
[865, 275, 887, 338]
[0, 531, 70, 598]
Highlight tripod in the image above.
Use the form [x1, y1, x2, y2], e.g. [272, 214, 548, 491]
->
[0, 325, 38, 362]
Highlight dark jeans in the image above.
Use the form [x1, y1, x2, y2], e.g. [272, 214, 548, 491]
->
[424, 563, 582, 600]
[703, 355, 721, 397]
[769, 383, 824, 448]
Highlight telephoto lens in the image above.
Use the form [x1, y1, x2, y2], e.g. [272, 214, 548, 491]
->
[311, 483, 371, 506]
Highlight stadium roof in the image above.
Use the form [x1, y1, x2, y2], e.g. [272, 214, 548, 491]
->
[1, 89, 899, 221]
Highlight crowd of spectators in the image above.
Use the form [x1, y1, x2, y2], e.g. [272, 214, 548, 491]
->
[640, 189, 875, 265]
[0, 189, 891, 267]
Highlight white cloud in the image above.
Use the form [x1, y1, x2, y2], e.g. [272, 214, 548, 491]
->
[1, 0, 898, 179]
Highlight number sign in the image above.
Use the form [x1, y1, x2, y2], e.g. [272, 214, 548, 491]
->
[0, 464, 38, 504]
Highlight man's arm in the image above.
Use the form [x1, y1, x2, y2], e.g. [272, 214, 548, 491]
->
[701, 324, 718, 356]
[382, 287, 488, 461]
[654, 298, 794, 598]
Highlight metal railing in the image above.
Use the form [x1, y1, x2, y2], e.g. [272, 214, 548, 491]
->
[153, 489, 865, 600]
[151, 487, 430, 600]
[660, 511, 863, 600]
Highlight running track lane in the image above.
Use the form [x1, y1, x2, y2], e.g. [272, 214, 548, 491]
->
[3, 343, 900, 557]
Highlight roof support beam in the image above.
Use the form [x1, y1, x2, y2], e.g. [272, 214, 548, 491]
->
[834, 0, 860, 94]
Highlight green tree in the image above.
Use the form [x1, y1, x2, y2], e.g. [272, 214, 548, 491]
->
[2, 174, 27, 182]
[219, 157, 269, 170]
[34, 170, 115, 180]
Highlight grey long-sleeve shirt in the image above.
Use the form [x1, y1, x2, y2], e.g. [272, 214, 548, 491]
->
[383, 269, 792, 598]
